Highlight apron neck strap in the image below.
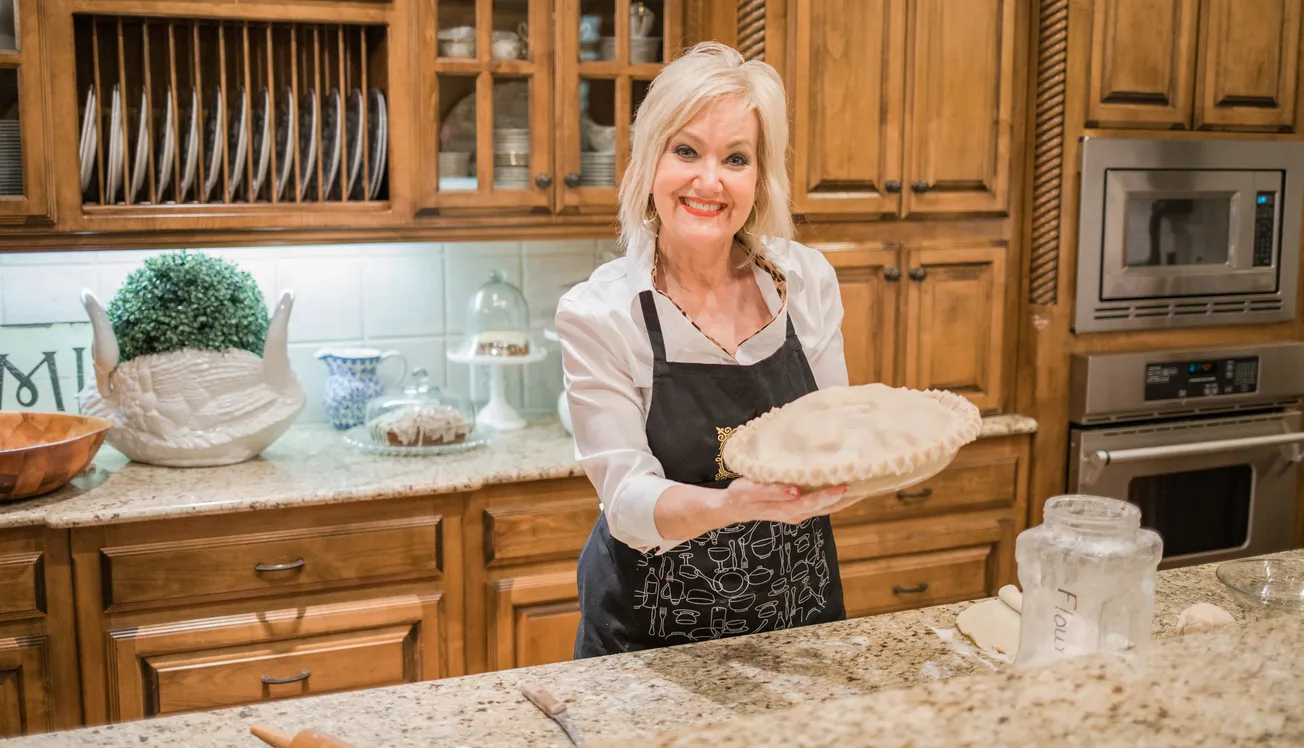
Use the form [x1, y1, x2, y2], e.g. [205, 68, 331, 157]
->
[637, 290, 669, 363]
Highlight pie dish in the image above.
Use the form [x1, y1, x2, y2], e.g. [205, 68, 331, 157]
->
[722, 384, 982, 501]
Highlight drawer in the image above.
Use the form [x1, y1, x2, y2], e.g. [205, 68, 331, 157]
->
[142, 625, 415, 716]
[102, 516, 441, 608]
[484, 500, 599, 566]
[831, 453, 1019, 528]
[0, 552, 42, 618]
[840, 545, 992, 618]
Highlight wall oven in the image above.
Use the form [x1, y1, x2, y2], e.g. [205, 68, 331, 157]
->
[1075, 138, 1304, 333]
[1068, 343, 1304, 569]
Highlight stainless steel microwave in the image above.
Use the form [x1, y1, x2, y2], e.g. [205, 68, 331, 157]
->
[1074, 138, 1304, 333]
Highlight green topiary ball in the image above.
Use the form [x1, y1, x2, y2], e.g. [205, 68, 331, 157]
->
[108, 251, 270, 363]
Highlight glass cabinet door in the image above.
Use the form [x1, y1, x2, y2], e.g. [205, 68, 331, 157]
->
[558, 0, 681, 212]
[422, 0, 552, 211]
[0, 0, 49, 221]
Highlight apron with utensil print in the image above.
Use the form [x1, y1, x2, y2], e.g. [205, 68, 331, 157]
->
[574, 290, 845, 658]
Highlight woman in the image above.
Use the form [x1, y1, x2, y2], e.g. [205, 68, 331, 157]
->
[557, 42, 855, 659]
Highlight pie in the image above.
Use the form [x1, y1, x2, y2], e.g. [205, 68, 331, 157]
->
[721, 384, 982, 500]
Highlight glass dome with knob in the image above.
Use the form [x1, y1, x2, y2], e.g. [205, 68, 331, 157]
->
[448, 269, 547, 431]
[343, 368, 487, 456]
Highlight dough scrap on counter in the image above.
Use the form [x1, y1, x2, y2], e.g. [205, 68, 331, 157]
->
[956, 597, 1021, 659]
[1176, 602, 1235, 635]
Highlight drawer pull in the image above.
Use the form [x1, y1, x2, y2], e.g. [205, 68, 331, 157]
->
[892, 583, 929, 595]
[254, 558, 306, 573]
[261, 669, 311, 686]
[895, 487, 934, 502]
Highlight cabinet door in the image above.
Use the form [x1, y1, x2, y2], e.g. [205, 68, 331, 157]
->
[557, 0, 685, 212]
[820, 244, 901, 387]
[104, 592, 443, 721]
[486, 570, 579, 670]
[0, 0, 50, 222]
[1087, 0, 1198, 129]
[902, 244, 1006, 412]
[902, 0, 1015, 215]
[1195, 0, 1301, 131]
[789, 0, 904, 216]
[422, 0, 554, 211]
[0, 637, 52, 737]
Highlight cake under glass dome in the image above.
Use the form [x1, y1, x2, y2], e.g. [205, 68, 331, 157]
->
[454, 269, 532, 358]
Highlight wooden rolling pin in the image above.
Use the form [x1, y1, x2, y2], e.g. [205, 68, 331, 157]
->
[250, 724, 356, 748]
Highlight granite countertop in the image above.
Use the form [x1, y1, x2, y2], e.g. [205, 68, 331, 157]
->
[0, 413, 1037, 530]
[7, 547, 1281, 748]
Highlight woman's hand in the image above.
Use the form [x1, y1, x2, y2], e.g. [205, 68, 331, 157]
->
[725, 479, 849, 525]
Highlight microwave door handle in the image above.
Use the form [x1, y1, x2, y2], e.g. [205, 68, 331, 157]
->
[1084, 431, 1304, 485]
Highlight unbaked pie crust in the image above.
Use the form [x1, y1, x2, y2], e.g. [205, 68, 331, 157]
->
[722, 384, 982, 501]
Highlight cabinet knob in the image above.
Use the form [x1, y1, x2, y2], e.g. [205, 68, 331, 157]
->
[883, 267, 901, 282]
[908, 267, 928, 282]
[564, 173, 582, 188]
[534, 173, 554, 189]
[884, 180, 902, 194]
[910, 180, 931, 193]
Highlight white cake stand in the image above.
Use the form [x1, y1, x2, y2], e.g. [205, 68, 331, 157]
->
[447, 348, 547, 431]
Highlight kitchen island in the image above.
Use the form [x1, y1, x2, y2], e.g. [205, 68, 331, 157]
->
[6, 549, 1293, 747]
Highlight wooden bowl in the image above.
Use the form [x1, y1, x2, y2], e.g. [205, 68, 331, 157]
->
[0, 412, 114, 501]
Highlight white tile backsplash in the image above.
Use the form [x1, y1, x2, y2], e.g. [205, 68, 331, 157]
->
[362, 254, 444, 339]
[280, 258, 365, 342]
[2, 265, 100, 324]
[0, 239, 601, 422]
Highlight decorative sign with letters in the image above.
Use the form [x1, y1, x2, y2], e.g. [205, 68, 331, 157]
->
[0, 323, 93, 414]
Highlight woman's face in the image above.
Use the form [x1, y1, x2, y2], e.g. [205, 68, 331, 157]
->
[651, 98, 759, 252]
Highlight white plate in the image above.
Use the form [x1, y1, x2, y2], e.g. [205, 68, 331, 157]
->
[202, 87, 224, 202]
[78, 86, 97, 194]
[251, 88, 271, 199]
[105, 85, 123, 204]
[321, 88, 342, 199]
[274, 87, 295, 201]
[297, 89, 318, 201]
[179, 88, 199, 202]
[156, 86, 176, 199]
[226, 87, 249, 198]
[342, 425, 490, 458]
[367, 87, 387, 200]
[344, 88, 364, 198]
[129, 89, 149, 203]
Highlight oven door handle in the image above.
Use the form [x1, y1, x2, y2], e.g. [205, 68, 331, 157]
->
[1084, 431, 1304, 485]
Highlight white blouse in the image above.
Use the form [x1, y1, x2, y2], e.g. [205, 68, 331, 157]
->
[555, 239, 849, 554]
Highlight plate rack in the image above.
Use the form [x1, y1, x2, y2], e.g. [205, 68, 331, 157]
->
[74, 15, 390, 207]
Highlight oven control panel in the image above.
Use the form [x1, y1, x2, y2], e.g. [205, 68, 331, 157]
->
[1253, 191, 1276, 267]
[1144, 356, 1259, 401]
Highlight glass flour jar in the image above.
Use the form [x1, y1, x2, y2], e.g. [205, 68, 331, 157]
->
[1014, 495, 1163, 669]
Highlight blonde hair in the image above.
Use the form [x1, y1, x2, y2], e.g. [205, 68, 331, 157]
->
[618, 42, 792, 265]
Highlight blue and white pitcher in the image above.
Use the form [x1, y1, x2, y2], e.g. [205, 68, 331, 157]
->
[314, 348, 408, 430]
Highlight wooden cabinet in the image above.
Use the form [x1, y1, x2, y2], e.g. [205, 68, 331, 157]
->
[70, 496, 461, 725]
[0, 0, 51, 223]
[1087, 0, 1198, 129]
[903, 0, 1015, 215]
[463, 478, 595, 675]
[902, 244, 1006, 412]
[788, 0, 1018, 217]
[1195, 0, 1301, 130]
[487, 571, 581, 671]
[821, 241, 1008, 413]
[1087, 0, 1301, 131]
[825, 243, 901, 388]
[0, 528, 81, 737]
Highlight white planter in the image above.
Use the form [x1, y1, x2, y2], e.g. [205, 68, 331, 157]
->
[78, 289, 306, 467]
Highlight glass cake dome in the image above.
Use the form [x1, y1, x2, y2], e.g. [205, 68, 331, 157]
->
[362, 368, 477, 449]
[455, 269, 532, 358]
